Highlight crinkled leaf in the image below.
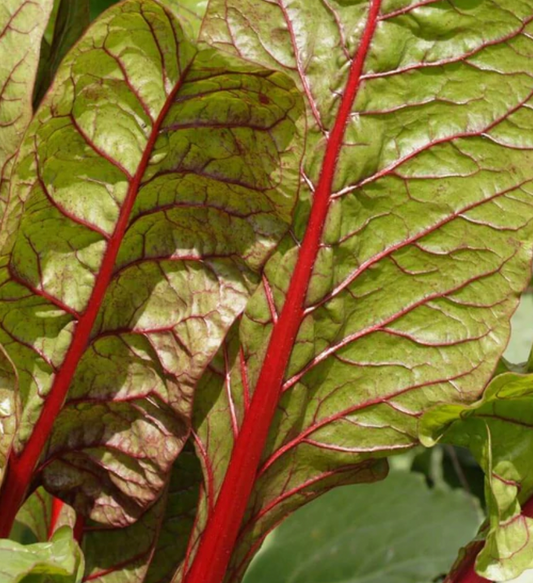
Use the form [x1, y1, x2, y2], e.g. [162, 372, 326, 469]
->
[0, 0, 302, 528]
[33, 0, 91, 107]
[70, 445, 201, 583]
[79, 494, 167, 583]
[243, 470, 481, 583]
[421, 372, 533, 581]
[0, 0, 54, 223]
[181, 0, 533, 579]
[0, 526, 84, 583]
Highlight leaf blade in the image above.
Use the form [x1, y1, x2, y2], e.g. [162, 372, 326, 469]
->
[181, 1, 533, 580]
[0, 0, 54, 225]
[0, 0, 302, 534]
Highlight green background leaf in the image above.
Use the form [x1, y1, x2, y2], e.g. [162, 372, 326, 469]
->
[243, 471, 481, 583]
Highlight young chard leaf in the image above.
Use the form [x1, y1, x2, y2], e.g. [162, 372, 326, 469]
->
[10, 487, 76, 544]
[179, 1, 533, 581]
[0, 525, 84, 583]
[0, 0, 302, 535]
[421, 372, 533, 581]
[0, 0, 54, 224]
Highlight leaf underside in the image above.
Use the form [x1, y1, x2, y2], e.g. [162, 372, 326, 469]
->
[1, 0, 301, 531]
[174, 0, 533, 580]
[0, 0, 54, 238]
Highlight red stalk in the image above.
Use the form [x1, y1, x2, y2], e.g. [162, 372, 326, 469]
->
[0, 73, 187, 538]
[48, 496, 64, 540]
[182, 3, 383, 583]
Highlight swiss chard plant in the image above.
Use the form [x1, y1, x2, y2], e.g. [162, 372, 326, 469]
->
[2, 0, 533, 582]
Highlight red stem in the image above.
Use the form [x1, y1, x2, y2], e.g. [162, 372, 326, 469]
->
[48, 496, 64, 539]
[182, 3, 383, 583]
[0, 70, 188, 538]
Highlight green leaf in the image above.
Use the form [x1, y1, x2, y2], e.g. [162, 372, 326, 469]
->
[0, 526, 84, 582]
[421, 372, 533, 581]
[33, 0, 91, 107]
[181, 0, 533, 579]
[69, 444, 201, 583]
[243, 470, 481, 583]
[0, 0, 302, 530]
[0, 0, 55, 222]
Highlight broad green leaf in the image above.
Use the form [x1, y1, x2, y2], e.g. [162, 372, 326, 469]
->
[0, 526, 84, 583]
[33, 0, 91, 107]
[0, 0, 54, 222]
[180, 0, 533, 579]
[243, 471, 481, 583]
[0, 0, 302, 530]
[421, 372, 533, 581]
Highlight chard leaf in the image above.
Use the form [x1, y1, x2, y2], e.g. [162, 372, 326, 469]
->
[421, 372, 533, 581]
[0, 526, 84, 583]
[243, 470, 480, 583]
[0, 0, 302, 532]
[0, 0, 54, 222]
[69, 444, 200, 583]
[180, 1, 533, 580]
[33, 0, 91, 107]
